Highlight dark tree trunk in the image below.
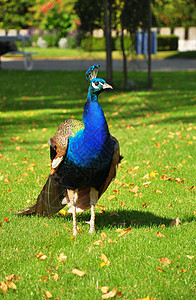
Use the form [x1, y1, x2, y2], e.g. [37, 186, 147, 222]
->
[120, 29, 127, 89]
[104, 0, 112, 84]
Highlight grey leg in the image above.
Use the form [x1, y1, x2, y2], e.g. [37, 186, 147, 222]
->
[89, 187, 99, 234]
[67, 189, 78, 236]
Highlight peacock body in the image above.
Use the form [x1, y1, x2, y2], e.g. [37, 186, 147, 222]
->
[16, 65, 122, 235]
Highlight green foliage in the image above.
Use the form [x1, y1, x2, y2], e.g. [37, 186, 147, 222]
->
[81, 37, 106, 51]
[113, 35, 132, 51]
[157, 34, 178, 51]
[152, 0, 196, 28]
[0, 70, 195, 299]
[0, 0, 36, 29]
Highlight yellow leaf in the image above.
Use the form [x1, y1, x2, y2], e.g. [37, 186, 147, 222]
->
[129, 185, 139, 193]
[59, 209, 68, 215]
[150, 172, 156, 178]
[51, 273, 59, 281]
[154, 190, 162, 194]
[71, 269, 87, 277]
[186, 255, 194, 260]
[101, 232, 107, 240]
[108, 195, 116, 200]
[44, 290, 52, 298]
[57, 253, 67, 262]
[100, 286, 110, 294]
[7, 281, 17, 290]
[0, 281, 7, 294]
[118, 228, 132, 237]
[102, 288, 117, 299]
[93, 240, 104, 246]
[108, 239, 116, 243]
[36, 251, 47, 260]
[100, 262, 106, 267]
[100, 253, 110, 266]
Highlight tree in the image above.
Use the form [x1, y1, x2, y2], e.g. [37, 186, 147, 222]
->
[153, 0, 196, 30]
[0, 0, 36, 29]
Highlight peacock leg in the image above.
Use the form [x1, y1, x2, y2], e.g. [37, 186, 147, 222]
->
[89, 187, 99, 234]
[67, 189, 78, 236]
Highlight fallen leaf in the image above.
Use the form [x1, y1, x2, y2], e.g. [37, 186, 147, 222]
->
[110, 212, 119, 216]
[100, 262, 106, 267]
[108, 195, 116, 200]
[142, 181, 151, 187]
[6, 281, 17, 290]
[0, 281, 7, 294]
[170, 218, 181, 226]
[101, 232, 107, 240]
[156, 142, 161, 148]
[100, 286, 110, 294]
[154, 190, 162, 194]
[51, 273, 59, 281]
[159, 257, 170, 266]
[5, 274, 20, 282]
[129, 186, 139, 193]
[156, 267, 165, 272]
[150, 172, 156, 178]
[156, 232, 165, 238]
[100, 253, 110, 266]
[179, 269, 186, 273]
[93, 240, 104, 246]
[118, 228, 132, 237]
[72, 269, 87, 277]
[57, 253, 67, 262]
[186, 255, 194, 260]
[59, 209, 68, 215]
[108, 239, 116, 243]
[120, 202, 126, 206]
[44, 290, 52, 298]
[36, 251, 47, 260]
[102, 288, 117, 299]
[4, 218, 9, 222]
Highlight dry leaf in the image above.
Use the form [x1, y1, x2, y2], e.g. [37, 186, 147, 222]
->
[100, 262, 106, 267]
[102, 288, 117, 299]
[186, 255, 194, 260]
[100, 253, 110, 266]
[51, 273, 59, 281]
[156, 232, 165, 238]
[36, 251, 47, 260]
[129, 186, 139, 193]
[101, 232, 107, 240]
[6, 281, 17, 290]
[44, 290, 52, 298]
[142, 181, 151, 187]
[5, 274, 20, 282]
[57, 253, 67, 262]
[170, 218, 181, 226]
[118, 228, 132, 237]
[179, 269, 186, 273]
[72, 269, 87, 277]
[0, 281, 7, 294]
[108, 195, 116, 200]
[159, 257, 170, 266]
[93, 240, 104, 246]
[100, 286, 110, 294]
[154, 190, 162, 194]
[108, 239, 116, 243]
[59, 209, 68, 215]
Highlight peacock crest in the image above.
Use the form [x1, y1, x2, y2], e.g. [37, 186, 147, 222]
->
[85, 64, 100, 81]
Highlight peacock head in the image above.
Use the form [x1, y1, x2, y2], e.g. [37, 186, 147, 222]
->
[86, 65, 113, 96]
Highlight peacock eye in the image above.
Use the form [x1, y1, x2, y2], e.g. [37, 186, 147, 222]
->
[95, 82, 99, 86]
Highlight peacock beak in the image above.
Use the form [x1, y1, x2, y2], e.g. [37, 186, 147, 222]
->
[102, 82, 113, 89]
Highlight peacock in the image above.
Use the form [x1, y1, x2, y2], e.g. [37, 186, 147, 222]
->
[15, 65, 122, 235]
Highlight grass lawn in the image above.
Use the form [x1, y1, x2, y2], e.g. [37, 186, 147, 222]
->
[0, 70, 195, 299]
[5, 47, 196, 60]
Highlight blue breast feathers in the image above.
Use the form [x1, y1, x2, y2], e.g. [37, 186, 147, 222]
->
[66, 100, 113, 169]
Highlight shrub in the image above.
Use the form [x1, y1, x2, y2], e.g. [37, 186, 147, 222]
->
[81, 37, 106, 51]
[58, 38, 68, 49]
[157, 34, 178, 51]
[113, 36, 133, 51]
[37, 37, 48, 48]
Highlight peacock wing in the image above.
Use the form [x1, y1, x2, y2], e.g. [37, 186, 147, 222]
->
[49, 119, 84, 171]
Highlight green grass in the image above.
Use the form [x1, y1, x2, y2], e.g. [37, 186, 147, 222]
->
[5, 47, 196, 60]
[0, 70, 196, 299]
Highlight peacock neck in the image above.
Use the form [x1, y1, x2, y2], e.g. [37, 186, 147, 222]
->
[83, 92, 109, 140]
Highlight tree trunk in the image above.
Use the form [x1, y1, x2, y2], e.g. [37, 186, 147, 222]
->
[120, 29, 127, 89]
[104, 0, 112, 84]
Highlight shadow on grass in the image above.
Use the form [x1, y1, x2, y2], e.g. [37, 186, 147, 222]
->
[53, 209, 174, 229]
